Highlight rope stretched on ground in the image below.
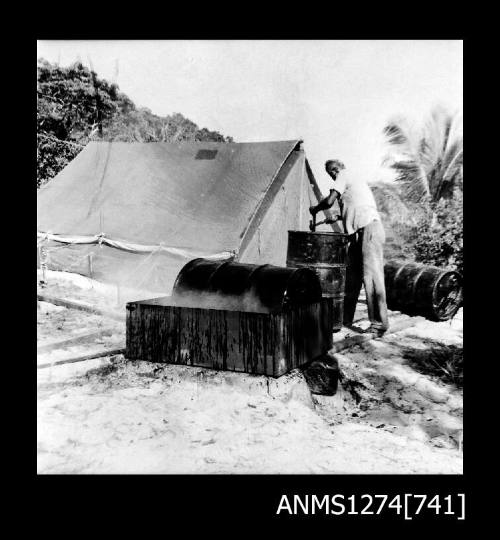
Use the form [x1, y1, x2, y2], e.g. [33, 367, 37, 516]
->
[37, 231, 235, 260]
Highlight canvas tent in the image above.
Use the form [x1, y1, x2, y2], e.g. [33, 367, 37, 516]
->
[37, 140, 339, 295]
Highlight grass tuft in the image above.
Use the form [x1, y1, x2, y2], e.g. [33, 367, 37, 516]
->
[402, 344, 463, 386]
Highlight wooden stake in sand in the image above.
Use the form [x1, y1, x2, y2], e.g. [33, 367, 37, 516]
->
[37, 347, 125, 369]
[37, 293, 124, 321]
[38, 246, 48, 287]
[88, 253, 94, 279]
[37, 326, 117, 353]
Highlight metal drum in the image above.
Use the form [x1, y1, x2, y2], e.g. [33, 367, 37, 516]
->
[172, 258, 323, 313]
[384, 260, 463, 321]
[286, 230, 349, 332]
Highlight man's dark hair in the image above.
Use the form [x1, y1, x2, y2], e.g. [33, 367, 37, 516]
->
[325, 159, 346, 172]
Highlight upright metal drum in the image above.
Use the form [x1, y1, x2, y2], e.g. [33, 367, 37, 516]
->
[286, 230, 349, 332]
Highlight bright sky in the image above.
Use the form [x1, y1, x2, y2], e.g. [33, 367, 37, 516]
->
[37, 40, 463, 192]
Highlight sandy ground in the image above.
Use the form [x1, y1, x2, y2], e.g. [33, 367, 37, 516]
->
[37, 270, 463, 474]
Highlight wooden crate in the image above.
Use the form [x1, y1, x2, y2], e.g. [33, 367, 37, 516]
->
[126, 296, 333, 377]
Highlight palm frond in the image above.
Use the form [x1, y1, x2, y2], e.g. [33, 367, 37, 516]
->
[391, 160, 430, 203]
[382, 119, 420, 174]
[417, 136, 438, 177]
[442, 139, 463, 182]
[383, 122, 409, 146]
[382, 117, 420, 155]
[421, 106, 453, 166]
[383, 105, 462, 207]
[441, 115, 453, 155]
[430, 131, 463, 200]
[428, 106, 452, 147]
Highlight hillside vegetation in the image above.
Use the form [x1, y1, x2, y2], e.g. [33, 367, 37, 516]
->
[37, 59, 233, 187]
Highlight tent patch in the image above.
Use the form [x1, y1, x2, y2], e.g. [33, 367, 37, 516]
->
[195, 149, 218, 160]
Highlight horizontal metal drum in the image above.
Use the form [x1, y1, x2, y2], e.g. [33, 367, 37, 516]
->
[384, 260, 463, 321]
[126, 258, 333, 377]
[172, 258, 323, 312]
[286, 230, 349, 332]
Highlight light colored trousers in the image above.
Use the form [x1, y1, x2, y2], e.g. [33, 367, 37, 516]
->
[343, 219, 389, 330]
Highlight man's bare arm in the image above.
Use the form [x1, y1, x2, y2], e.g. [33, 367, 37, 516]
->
[310, 189, 339, 215]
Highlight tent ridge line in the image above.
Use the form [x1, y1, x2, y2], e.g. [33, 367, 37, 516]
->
[237, 140, 302, 260]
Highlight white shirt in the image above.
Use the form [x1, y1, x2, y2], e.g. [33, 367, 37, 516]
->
[331, 176, 380, 235]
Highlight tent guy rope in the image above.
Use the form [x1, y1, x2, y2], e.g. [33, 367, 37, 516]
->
[37, 231, 236, 260]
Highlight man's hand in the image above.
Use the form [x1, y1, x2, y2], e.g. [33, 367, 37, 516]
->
[309, 205, 318, 216]
[325, 215, 341, 224]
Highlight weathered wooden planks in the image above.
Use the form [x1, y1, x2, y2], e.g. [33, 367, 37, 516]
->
[126, 297, 333, 377]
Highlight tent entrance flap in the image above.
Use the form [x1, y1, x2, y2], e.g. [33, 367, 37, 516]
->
[238, 147, 303, 259]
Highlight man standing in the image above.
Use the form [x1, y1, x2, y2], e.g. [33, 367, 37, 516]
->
[309, 159, 389, 335]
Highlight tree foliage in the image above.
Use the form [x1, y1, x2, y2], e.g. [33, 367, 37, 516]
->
[377, 106, 463, 274]
[372, 181, 420, 259]
[37, 58, 232, 187]
[373, 179, 463, 275]
[413, 194, 463, 275]
[382, 105, 463, 207]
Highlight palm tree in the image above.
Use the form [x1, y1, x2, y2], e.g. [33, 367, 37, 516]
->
[383, 105, 463, 220]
